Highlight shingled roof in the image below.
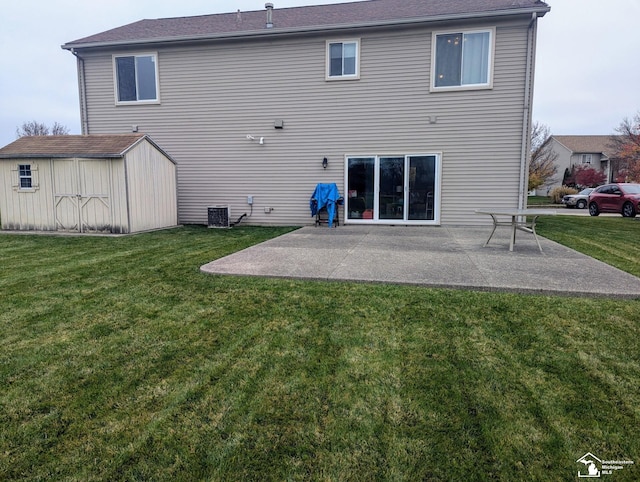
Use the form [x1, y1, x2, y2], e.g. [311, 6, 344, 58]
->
[0, 134, 152, 159]
[63, 0, 550, 49]
[552, 135, 622, 159]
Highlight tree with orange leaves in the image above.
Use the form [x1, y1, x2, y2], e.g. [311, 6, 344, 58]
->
[610, 111, 640, 182]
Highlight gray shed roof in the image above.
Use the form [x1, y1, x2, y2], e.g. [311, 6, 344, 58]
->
[63, 0, 550, 49]
[0, 134, 174, 162]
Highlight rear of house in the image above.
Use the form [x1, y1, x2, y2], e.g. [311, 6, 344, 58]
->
[62, 0, 550, 226]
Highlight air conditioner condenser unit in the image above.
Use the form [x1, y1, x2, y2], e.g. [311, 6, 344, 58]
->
[208, 205, 230, 228]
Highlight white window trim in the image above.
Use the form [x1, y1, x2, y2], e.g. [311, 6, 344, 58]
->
[326, 39, 361, 81]
[113, 52, 160, 105]
[14, 163, 38, 192]
[343, 152, 443, 226]
[430, 27, 495, 92]
[581, 154, 592, 164]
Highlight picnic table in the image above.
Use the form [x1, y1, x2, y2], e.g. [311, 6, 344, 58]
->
[475, 209, 557, 252]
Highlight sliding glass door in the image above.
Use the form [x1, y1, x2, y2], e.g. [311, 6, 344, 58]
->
[346, 154, 440, 224]
[407, 155, 437, 221]
[379, 157, 404, 220]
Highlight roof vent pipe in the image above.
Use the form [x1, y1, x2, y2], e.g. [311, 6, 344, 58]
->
[265, 3, 274, 28]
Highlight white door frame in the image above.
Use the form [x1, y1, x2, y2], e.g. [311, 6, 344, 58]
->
[344, 152, 442, 225]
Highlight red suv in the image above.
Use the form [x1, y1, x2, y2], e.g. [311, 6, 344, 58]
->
[588, 183, 640, 217]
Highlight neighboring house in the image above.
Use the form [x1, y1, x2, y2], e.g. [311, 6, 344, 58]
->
[546, 135, 621, 193]
[61, 0, 550, 226]
[0, 134, 178, 233]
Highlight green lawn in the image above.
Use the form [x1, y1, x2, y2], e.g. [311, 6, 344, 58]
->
[527, 195, 555, 206]
[1, 222, 639, 481]
[537, 216, 640, 277]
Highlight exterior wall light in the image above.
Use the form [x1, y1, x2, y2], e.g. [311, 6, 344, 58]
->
[322, 157, 328, 169]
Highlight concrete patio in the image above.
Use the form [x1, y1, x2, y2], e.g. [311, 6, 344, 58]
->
[201, 225, 640, 299]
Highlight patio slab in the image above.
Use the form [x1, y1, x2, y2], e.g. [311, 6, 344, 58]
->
[200, 225, 640, 299]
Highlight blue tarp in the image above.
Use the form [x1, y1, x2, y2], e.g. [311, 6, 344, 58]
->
[310, 183, 341, 227]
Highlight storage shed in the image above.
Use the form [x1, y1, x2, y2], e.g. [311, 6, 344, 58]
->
[0, 134, 178, 234]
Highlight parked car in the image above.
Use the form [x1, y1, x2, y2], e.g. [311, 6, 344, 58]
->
[588, 183, 640, 217]
[562, 188, 594, 209]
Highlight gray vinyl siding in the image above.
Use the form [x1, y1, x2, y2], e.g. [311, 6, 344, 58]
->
[79, 17, 534, 226]
[547, 139, 573, 192]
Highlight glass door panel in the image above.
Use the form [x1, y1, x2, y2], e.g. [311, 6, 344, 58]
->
[346, 153, 439, 224]
[408, 155, 436, 221]
[346, 157, 375, 220]
[379, 157, 405, 220]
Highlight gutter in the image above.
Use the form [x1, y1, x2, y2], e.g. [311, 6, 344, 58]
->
[70, 49, 89, 135]
[0, 153, 125, 160]
[518, 12, 539, 208]
[61, 6, 550, 51]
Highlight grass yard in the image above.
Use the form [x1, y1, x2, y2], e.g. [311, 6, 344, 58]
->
[537, 216, 640, 278]
[526, 195, 555, 206]
[1, 222, 639, 481]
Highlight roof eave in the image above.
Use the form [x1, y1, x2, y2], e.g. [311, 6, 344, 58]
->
[0, 153, 125, 159]
[121, 134, 178, 164]
[62, 5, 550, 50]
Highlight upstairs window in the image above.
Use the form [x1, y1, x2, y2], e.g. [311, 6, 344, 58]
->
[432, 29, 494, 90]
[327, 40, 360, 80]
[581, 154, 592, 164]
[114, 53, 159, 103]
[19, 165, 32, 189]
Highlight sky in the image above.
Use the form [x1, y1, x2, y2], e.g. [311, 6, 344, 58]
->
[1, 0, 638, 147]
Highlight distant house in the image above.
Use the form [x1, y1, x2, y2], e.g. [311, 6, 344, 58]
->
[546, 135, 621, 192]
[0, 134, 177, 233]
[61, 0, 550, 226]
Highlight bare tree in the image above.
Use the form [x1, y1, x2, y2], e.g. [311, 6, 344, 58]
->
[51, 122, 70, 136]
[529, 121, 558, 192]
[610, 111, 640, 182]
[16, 120, 70, 138]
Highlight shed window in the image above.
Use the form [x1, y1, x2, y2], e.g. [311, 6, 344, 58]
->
[18, 164, 32, 189]
[114, 53, 159, 103]
[432, 29, 494, 90]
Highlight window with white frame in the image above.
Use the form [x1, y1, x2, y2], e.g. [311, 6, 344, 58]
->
[18, 164, 32, 189]
[326, 40, 359, 79]
[581, 154, 592, 164]
[114, 53, 159, 103]
[432, 29, 494, 90]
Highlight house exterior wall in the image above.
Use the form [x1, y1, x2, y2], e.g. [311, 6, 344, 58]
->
[124, 141, 178, 232]
[546, 138, 612, 193]
[77, 16, 537, 226]
[545, 138, 573, 193]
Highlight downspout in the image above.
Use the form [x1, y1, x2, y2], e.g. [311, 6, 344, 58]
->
[70, 48, 89, 135]
[518, 13, 538, 209]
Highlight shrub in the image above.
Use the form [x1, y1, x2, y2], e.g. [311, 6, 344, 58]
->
[550, 185, 578, 204]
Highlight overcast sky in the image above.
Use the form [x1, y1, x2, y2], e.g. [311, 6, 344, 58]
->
[1, 0, 638, 147]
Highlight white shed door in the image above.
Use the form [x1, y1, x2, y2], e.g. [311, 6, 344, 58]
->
[53, 159, 112, 233]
